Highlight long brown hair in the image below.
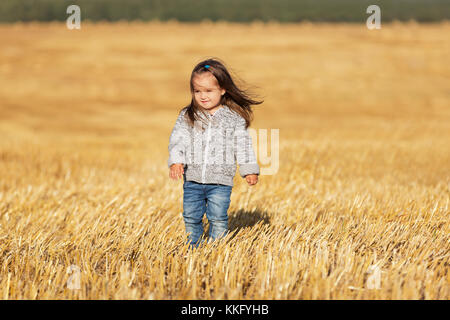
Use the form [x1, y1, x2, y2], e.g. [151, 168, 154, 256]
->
[181, 58, 263, 130]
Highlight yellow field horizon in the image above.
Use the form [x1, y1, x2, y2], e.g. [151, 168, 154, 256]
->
[0, 21, 448, 299]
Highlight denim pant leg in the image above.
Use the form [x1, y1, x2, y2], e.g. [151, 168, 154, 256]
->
[205, 184, 233, 241]
[182, 181, 207, 247]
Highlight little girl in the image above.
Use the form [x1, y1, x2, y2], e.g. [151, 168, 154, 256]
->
[168, 58, 263, 248]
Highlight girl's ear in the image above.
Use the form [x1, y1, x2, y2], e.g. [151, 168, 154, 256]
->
[221, 88, 226, 96]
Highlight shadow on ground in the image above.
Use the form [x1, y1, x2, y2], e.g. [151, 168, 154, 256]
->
[228, 208, 271, 232]
[203, 208, 271, 242]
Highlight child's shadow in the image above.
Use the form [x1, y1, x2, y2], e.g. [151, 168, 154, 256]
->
[228, 208, 271, 233]
[204, 208, 271, 242]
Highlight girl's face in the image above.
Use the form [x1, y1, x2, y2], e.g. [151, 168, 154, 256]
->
[192, 72, 225, 111]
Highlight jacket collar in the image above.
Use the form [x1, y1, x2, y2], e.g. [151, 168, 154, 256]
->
[198, 104, 228, 120]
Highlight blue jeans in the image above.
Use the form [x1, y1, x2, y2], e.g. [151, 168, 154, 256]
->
[182, 180, 233, 248]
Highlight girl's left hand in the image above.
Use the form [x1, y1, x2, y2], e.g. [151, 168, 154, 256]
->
[245, 174, 258, 186]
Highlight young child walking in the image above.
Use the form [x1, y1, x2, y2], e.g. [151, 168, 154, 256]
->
[168, 58, 263, 248]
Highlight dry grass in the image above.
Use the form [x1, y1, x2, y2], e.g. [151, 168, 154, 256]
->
[0, 20, 449, 299]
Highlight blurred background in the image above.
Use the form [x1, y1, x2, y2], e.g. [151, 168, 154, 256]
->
[1, 0, 449, 23]
[0, 0, 448, 299]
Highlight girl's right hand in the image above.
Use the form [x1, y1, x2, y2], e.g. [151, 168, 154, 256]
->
[169, 163, 184, 180]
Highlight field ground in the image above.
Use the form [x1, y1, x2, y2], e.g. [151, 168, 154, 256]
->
[0, 21, 449, 299]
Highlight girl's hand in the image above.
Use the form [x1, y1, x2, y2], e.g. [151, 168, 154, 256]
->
[245, 174, 258, 186]
[169, 163, 184, 180]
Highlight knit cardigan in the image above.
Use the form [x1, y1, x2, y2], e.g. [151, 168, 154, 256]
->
[168, 104, 259, 186]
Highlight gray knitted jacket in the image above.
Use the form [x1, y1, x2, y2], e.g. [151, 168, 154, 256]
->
[168, 104, 259, 187]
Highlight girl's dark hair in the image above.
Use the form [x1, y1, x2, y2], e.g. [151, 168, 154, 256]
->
[181, 58, 263, 130]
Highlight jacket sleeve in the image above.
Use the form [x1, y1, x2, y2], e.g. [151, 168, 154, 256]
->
[168, 110, 189, 168]
[234, 116, 260, 177]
